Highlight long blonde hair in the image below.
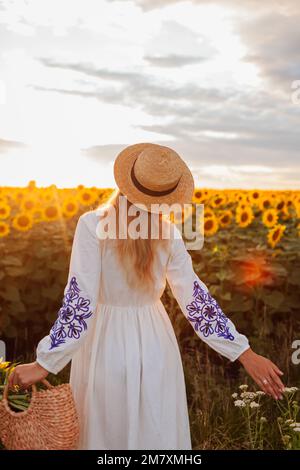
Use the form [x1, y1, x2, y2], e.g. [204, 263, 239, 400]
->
[98, 189, 171, 291]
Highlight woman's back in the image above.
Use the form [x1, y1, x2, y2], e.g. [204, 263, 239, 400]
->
[99, 241, 169, 306]
[95, 205, 171, 307]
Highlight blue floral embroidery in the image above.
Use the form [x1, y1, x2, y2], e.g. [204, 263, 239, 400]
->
[186, 280, 235, 341]
[49, 276, 93, 349]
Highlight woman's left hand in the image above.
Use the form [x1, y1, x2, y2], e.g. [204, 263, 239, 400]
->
[238, 347, 285, 400]
[8, 361, 49, 391]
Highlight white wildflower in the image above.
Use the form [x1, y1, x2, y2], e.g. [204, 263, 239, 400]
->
[234, 400, 246, 408]
[232, 393, 238, 399]
[289, 422, 300, 428]
[256, 391, 265, 396]
[241, 392, 256, 400]
[283, 387, 298, 394]
[250, 401, 260, 408]
[293, 427, 300, 432]
[239, 384, 248, 391]
[285, 419, 294, 424]
[260, 417, 267, 423]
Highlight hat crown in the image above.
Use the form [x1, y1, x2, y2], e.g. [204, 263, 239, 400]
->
[134, 146, 183, 192]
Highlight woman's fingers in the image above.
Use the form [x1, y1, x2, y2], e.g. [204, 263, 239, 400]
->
[252, 373, 272, 397]
[254, 372, 279, 399]
[241, 352, 286, 401]
[271, 363, 284, 376]
[269, 368, 285, 393]
[269, 380, 281, 399]
[262, 379, 278, 399]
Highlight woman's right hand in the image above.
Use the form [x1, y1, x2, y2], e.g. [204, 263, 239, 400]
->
[8, 361, 49, 391]
[238, 347, 285, 400]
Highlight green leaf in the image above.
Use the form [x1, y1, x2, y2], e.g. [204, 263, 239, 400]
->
[229, 295, 254, 312]
[220, 291, 232, 301]
[215, 271, 227, 281]
[262, 290, 285, 309]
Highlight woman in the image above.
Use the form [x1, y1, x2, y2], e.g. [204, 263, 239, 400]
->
[8, 143, 285, 450]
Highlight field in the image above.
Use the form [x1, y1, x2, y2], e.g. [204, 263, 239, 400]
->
[0, 182, 300, 449]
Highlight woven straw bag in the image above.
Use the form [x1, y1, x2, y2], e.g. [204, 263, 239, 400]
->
[0, 378, 80, 450]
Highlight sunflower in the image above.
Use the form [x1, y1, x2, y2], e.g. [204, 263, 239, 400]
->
[236, 202, 248, 212]
[10, 190, 24, 202]
[281, 204, 293, 220]
[77, 188, 98, 206]
[0, 202, 11, 219]
[236, 207, 254, 228]
[12, 213, 33, 232]
[192, 190, 206, 204]
[236, 193, 249, 204]
[258, 197, 273, 211]
[250, 190, 261, 205]
[170, 204, 193, 224]
[267, 224, 286, 248]
[218, 210, 233, 228]
[262, 209, 278, 228]
[204, 208, 215, 218]
[275, 198, 286, 212]
[0, 195, 8, 204]
[294, 203, 300, 219]
[0, 358, 11, 369]
[0, 221, 10, 237]
[33, 210, 44, 223]
[41, 187, 56, 203]
[203, 216, 219, 237]
[211, 194, 227, 208]
[21, 197, 36, 212]
[43, 205, 60, 221]
[62, 199, 79, 218]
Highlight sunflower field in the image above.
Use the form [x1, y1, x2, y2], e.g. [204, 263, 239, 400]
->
[0, 182, 300, 449]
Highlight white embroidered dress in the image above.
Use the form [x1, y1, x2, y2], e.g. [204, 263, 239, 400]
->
[35, 209, 250, 450]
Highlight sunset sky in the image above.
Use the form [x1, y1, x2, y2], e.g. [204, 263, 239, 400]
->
[0, 0, 300, 189]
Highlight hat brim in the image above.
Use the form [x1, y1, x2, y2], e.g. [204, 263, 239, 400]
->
[113, 143, 195, 214]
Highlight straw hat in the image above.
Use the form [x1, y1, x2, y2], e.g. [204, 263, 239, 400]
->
[113, 142, 194, 214]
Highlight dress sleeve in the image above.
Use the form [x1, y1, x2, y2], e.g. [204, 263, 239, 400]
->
[165, 224, 250, 362]
[35, 211, 101, 375]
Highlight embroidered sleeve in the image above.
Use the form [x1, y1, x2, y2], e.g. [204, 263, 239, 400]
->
[49, 276, 93, 349]
[166, 224, 250, 362]
[35, 212, 101, 375]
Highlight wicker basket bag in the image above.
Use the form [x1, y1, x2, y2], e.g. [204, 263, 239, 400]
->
[0, 379, 80, 450]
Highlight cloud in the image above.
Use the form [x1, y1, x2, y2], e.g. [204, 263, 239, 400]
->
[82, 138, 300, 189]
[0, 138, 26, 153]
[143, 53, 206, 67]
[236, 12, 300, 88]
[1, 0, 299, 188]
[35, 58, 231, 109]
[35, 57, 300, 160]
[120, 0, 299, 14]
[82, 143, 127, 162]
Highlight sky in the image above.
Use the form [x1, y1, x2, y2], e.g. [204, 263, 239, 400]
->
[0, 0, 300, 189]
